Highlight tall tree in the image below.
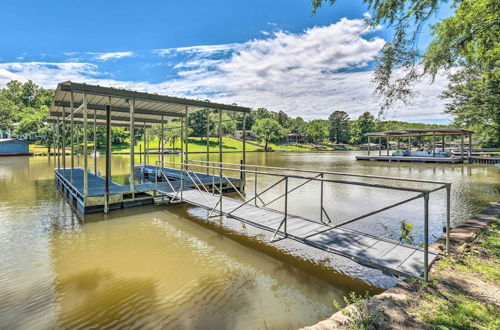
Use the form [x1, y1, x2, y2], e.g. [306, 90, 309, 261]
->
[313, 0, 500, 134]
[350, 112, 375, 145]
[306, 120, 329, 147]
[252, 118, 285, 151]
[328, 110, 350, 143]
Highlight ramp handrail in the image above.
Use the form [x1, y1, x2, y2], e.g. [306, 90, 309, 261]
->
[154, 159, 452, 282]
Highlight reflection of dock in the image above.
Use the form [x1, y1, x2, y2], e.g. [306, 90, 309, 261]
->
[356, 155, 463, 163]
[160, 188, 438, 278]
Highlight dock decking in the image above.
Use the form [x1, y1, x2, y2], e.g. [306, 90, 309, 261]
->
[54, 166, 242, 214]
[356, 155, 463, 163]
[158, 188, 438, 278]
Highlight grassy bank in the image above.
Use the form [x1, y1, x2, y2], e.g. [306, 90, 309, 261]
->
[315, 219, 500, 330]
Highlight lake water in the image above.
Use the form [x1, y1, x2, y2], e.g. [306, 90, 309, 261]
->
[1, 151, 499, 329]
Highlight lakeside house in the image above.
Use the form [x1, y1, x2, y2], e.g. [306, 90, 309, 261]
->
[286, 133, 305, 144]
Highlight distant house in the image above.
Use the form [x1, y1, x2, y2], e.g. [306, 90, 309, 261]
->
[287, 133, 305, 144]
[0, 139, 30, 156]
[234, 130, 257, 141]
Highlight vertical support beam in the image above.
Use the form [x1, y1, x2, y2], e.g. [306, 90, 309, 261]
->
[460, 133, 464, 161]
[397, 137, 400, 150]
[83, 93, 88, 199]
[468, 133, 472, 158]
[180, 116, 184, 201]
[378, 137, 381, 156]
[432, 133, 436, 157]
[423, 193, 430, 282]
[446, 184, 451, 255]
[62, 106, 66, 170]
[160, 115, 164, 165]
[219, 109, 223, 214]
[70, 92, 74, 183]
[129, 99, 135, 193]
[367, 136, 370, 156]
[52, 122, 56, 169]
[206, 110, 210, 175]
[408, 134, 412, 153]
[442, 135, 445, 154]
[76, 126, 79, 166]
[93, 109, 97, 174]
[56, 114, 60, 170]
[242, 111, 247, 190]
[185, 106, 189, 165]
[104, 98, 111, 213]
[143, 121, 147, 166]
[386, 137, 390, 156]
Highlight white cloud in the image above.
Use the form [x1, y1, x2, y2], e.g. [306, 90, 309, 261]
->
[0, 17, 451, 122]
[92, 51, 135, 61]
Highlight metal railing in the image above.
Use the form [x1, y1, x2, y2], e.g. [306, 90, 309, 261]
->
[154, 159, 452, 281]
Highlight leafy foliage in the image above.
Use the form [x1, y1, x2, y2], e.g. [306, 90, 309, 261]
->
[305, 119, 329, 146]
[252, 118, 285, 150]
[350, 112, 375, 145]
[328, 110, 350, 143]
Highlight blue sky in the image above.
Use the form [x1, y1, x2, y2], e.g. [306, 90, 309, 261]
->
[0, 0, 453, 123]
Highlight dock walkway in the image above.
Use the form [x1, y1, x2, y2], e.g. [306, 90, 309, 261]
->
[158, 188, 438, 278]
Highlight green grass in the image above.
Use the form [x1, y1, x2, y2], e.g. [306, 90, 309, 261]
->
[420, 293, 500, 329]
[112, 136, 328, 153]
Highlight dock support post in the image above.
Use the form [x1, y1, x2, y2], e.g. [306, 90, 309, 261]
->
[143, 121, 147, 166]
[467, 133, 472, 158]
[442, 135, 445, 154]
[61, 107, 66, 170]
[432, 133, 436, 157]
[242, 111, 247, 191]
[423, 193, 429, 282]
[129, 99, 135, 194]
[70, 92, 74, 183]
[185, 106, 189, 166]
[446, 184, 451, 255]
[206, 110, 210, 175]
[160, 115, 164, 166]
[408, 134, 411, 153]
[52, 122, 56, 169]
[460, 133, 464, 161]
[386, 137, 390, 156]
[180, 115, 184, 201]
[56, 114, 60, 170]
[367, 136, 370, 155]
[104, 98, 111, 214]
[83, 93, 88, 199]
[219, 109, 223, 214]
[93, 109, 97, 175]
[378, 137, 381, 156]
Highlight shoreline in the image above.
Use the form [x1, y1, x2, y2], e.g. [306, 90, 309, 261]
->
[304, 202, 500, 329]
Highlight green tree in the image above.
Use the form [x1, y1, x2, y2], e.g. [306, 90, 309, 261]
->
[328, 110, 350, 143]
[306, 119, 329, 147]
[252, 118, 285, 151]
[277, 110, 290, 128]
[289, 116, 307, 134]
[442, 67, 500, 147]
[313, 0, 500, 142]
[165, 120, 182, 148]
[350, 112, 375, 145]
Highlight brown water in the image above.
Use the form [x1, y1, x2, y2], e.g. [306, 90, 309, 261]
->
[0, 152, 499, 329]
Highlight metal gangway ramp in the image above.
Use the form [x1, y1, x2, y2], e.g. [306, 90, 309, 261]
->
[155, 160, 452, 281]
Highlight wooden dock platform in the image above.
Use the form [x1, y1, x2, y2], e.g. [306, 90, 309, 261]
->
[356, 155, 463, 163]
[158, 188, 438, 278]
[55, 166, 242, 214]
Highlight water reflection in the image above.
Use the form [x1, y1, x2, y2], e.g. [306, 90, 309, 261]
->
[0, 152, 498, 329]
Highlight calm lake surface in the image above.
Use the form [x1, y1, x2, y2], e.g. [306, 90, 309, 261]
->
[1, 151, 499, 329]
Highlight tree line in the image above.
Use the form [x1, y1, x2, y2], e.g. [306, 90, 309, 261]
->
[0, 79, 496, 152]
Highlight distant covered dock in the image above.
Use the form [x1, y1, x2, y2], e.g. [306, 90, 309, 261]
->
[356, 128, 474, 163]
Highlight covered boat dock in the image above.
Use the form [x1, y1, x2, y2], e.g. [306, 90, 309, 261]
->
[356, 128, 474, 163]
[47, 81, 251, 214]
